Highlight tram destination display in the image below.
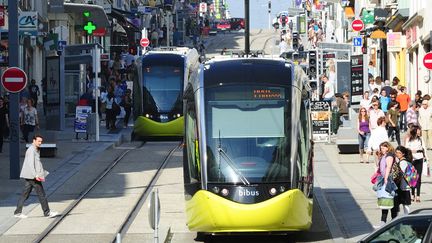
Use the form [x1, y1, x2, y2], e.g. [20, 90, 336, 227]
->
[311, 101, 331, 142]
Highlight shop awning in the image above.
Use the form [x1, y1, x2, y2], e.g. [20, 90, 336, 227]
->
[385, 8, 409, 31]
[344, 7, 355, 18]
[402, 11, 424, 30]
[108, 8, 141, 33]
[370, 29, 386, 39]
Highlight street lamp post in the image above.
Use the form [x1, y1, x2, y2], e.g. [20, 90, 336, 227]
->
[244, 0, 250, 56]
[8, 0, 20, 179]
[268, 1, 271, 30]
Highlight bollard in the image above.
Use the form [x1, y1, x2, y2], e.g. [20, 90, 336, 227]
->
[116, 233, 121, 243]
[149, 189, 160, 243]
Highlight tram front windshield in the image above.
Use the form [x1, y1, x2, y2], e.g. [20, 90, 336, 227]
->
[205, 85, 291, 184]
[143, 66, 183, 113]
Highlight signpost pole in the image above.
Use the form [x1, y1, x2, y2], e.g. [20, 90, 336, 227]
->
[8, 0, 20, 179]
[244, 0, 250, 56]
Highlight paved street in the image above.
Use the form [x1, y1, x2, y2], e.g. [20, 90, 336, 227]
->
[0, 0, 431, 242]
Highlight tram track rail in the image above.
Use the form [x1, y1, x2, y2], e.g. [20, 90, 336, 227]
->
[32, 142, 180, 243]
[112, 143, 181, 243]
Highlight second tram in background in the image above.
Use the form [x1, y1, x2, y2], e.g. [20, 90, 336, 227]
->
[183, 57, 314, 235]
[132, 47, 199, 140]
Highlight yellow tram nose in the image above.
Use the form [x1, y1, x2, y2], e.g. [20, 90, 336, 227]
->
[185, 189, 313, 233]
[134, 116, 184, 137]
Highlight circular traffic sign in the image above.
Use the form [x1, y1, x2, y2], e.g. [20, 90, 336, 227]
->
[140, 38, 150, 47]
[1, 67, 28, 93]
[423, 52, 432, 70]
[351, 19, 364, 32]
[278, 15, 288, 25]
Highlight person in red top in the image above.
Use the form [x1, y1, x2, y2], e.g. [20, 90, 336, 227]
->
[396, 86, 411, 132]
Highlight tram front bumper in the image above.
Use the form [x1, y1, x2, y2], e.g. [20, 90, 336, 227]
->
[133, 116, 184, 137]
[185, 189, 312, 232]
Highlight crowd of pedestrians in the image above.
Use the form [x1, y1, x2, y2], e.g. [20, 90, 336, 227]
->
[357, 75, 431, 227]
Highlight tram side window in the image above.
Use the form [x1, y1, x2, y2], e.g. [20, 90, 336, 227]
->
[186, 101, 200, 181]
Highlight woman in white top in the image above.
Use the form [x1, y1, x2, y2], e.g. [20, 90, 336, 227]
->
[360, 91, 371, 110]
[21, 99, 38, 143]
[367, 116, 389, 164]
[405, 125, 428, 202]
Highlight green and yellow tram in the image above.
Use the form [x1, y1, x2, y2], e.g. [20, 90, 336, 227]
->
[132, 47, 199, 139]
[183, 57, 314, 234]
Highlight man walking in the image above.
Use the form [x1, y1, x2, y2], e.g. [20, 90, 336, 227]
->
[418, 100, 432, 150]
[396, 86, 410, 132]
[14, 135, 58, 218]
[321, 74, 335, 102]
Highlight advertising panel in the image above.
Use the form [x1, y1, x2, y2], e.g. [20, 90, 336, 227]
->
[74, 106, 92, 133]
[351, 55, 364, 104]
[311, 101, 331, 142]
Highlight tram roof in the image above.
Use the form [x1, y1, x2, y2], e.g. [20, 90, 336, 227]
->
[203, 58, 295, 87]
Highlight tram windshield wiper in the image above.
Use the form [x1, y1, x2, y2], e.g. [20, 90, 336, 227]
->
[217, 131, 250, 186]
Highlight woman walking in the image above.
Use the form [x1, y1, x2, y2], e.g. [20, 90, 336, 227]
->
[368, 117, 389, 164]
[0, 97, 9, 153]
[105, 87, 116, 130]
[394, 146, 413, 214]
[122, 89, 132, 128]
[387, 101, 401, 145]
[358, 107, 370, 163]
[20, 99, 39, 143]
[376, 142, 397, 227]
[405, 125, 428, 202]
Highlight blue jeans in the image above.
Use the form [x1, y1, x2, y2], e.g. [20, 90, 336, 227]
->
[358, 132, 370, 150]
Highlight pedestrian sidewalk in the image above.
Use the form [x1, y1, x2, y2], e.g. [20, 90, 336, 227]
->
[0, 110, 131, 234]
[314, 123, 432, 242]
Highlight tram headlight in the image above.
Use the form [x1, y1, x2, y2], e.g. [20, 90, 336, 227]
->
[221, 188, 229, 196]
[212, 186, 220, 194]
[145, 114, 150, 118]
[279, 186, 286, 192]
[269, 187, 277, 196]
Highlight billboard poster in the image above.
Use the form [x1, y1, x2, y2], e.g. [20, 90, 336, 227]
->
[46, 56, 60, 105]
[45, 56, 61, 130]
[351, 55, 364, 104]
[311, 101, 331, 142]
[0, 6, 4, 27]
[0, 31, 8, 66]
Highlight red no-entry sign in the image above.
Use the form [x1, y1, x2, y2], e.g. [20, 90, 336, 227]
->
[278, 16, 288, 25]
[351, 19, 364, 32]
[140, 38, 150, 47]
[1, 67, 28, 93]
[424, 52, 432, 70]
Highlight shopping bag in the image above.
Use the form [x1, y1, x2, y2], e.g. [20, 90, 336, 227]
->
[422, 159, 430, 177]
[370, 169, 381, 184]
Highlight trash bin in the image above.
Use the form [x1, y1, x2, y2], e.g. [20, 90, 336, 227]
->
[86, 113, 97, 136]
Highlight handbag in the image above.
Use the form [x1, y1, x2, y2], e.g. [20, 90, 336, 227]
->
[112, 101, 121, 116]
[422, 159, 430, 177]
[371, 168, 381, 184]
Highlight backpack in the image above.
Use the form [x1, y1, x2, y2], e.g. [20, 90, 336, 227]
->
[403, 161, 418, 188]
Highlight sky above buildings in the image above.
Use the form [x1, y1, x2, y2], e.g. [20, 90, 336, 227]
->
[225, 0, 294, 29]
